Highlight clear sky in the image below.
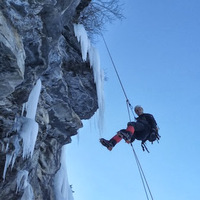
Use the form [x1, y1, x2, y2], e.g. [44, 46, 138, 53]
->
[66, 0, 200, 199]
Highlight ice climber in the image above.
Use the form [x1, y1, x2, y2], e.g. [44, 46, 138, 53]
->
[100, 105, 159, 151]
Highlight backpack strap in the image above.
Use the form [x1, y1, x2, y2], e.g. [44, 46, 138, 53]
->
[141, 141, 150, 153]
[155, 132, 161, 143]
[141, 126, 161, 152]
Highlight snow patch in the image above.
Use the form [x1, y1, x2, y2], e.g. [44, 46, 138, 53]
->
[54, 145, 74, 200]
[74, 24, 104, 132]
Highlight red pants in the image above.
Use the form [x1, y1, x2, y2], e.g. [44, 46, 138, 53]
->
[110, 125, 135, 145]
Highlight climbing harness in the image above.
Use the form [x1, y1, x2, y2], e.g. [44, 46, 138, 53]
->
[101, 34, 154, 200]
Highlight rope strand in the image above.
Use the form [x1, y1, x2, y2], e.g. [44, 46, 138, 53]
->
[101, 33, 129, 100]
[101, 33, 136, 119]
[131, 144, 154, 200]
[101, 33, 154, 200]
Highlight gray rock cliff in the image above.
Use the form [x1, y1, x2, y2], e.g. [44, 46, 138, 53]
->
[0, 0, 99, 199]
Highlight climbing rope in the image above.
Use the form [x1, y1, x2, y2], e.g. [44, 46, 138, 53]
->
[131, 144, 154, 200]
[101, 34, 154, 200]
[101, 33, 136, 121]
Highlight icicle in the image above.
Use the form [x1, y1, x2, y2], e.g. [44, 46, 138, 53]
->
[18, 79, 41, 159]
[16, 170, 34, 200]
[88, 46, 105, 132]
[19, 79, 41, 158]
[21, 103, 26, 116]
[21, 184, 34, 200]
[3, 153, 12, 179]
[54, 145, 74, 200]
[3, 136, 21, 179]
[16, 170, 29, 193]
[18, 117, 39, 159]
[25, 79, 41, 120]
[74, 24, 90, 61]
[11, 136, 20, 169]
[73, 24, 105, 133]
[2, 79, 42, 179]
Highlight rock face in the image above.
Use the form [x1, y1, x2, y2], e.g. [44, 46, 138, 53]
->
[0, 0, 99, 199]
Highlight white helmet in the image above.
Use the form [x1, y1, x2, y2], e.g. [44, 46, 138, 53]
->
[134, 105, 143, 115]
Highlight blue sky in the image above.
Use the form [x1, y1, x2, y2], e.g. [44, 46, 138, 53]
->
[66, 0, 200, 199]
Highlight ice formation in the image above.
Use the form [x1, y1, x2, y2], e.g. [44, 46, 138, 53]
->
[74, 24, 105, 132]
[54, 145, 74, 200]
[74, 24, 90, 61]
[21, 184, 34, 200]
[24, 79, 42, 120]
[3, 153, 12, 179]
[2, 135, 21, 179]
[3, 79, 42, 179]
[16, 170, 34, 200]
[16, 170, 29, 192]
[19, 79, 41, 158]
[17, 117, 39, 159]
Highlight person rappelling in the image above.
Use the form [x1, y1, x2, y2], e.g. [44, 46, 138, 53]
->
[100, 105, 160, 151]
[100, 35, 159, 200]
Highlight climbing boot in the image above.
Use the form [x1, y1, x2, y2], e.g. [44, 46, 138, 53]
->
[117, 129, 132, 143]
[100, 138, 114, 151]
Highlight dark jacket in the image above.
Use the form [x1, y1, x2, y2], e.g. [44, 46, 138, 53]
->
[136, 113, 157, 130]
[133, 113, 157, 141]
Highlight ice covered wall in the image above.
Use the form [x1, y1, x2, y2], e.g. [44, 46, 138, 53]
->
[0, 0, 101, 199]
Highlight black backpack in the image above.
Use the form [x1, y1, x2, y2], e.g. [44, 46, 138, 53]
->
[141, 130, 161, 152]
